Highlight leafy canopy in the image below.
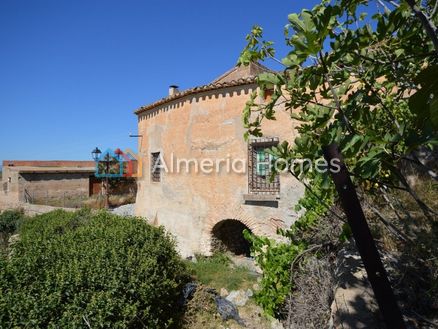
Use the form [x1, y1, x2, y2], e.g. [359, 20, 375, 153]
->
[238, 0, 437, 315]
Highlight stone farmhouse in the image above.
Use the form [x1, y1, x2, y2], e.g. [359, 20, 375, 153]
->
[134, 63, 304, 257]
[1, 160, 136, 208]
[1, 160, 96, 207]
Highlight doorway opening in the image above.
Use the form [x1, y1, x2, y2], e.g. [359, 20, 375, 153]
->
[211, 219, 252, 256]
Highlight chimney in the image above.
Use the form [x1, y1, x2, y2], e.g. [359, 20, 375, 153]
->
[169, 85, 179, 96]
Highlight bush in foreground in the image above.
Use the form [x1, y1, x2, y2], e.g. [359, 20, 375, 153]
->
[0, 209, 188, 328]
[0, 209, 23, 234]
[0, 209, 24, 251]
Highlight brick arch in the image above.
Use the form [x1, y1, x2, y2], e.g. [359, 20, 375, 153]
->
[201, 204, 280, 255]
[206, 216, 259, 236]
[204, 204, 263, 236]
[210, 219, 253, 256]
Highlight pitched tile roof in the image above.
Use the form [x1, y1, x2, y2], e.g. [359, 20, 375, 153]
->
[134, 62, 272, 115]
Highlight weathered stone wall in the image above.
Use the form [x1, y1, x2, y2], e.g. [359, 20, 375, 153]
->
[1, 161, 96, 207]
[1, 166, 21, 206]
[0, 160, 136, 210]
[20, 203, 77, 216]
[19, 172, 90, 202]
[136, 82, 305, 257]
[2, 160, 95, 167]
[109, 178, 137, 196]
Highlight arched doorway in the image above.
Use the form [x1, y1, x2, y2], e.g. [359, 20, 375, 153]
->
[211, 219, 252, 256]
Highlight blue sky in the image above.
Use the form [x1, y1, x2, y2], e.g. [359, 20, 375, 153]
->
[0, 0, 323, 163]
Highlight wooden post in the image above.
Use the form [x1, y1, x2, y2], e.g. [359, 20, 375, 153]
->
[322, 143, 406, 329]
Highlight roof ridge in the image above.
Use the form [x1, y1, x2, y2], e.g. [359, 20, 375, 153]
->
[211, 62, 273, 84]
[211, 66, 239, 84]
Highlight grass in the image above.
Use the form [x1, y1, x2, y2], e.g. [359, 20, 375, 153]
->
[182, 255, 270, 329]
[181, 284, 272, 329]
[82, 194, 136, 209]
[33, 195, 88, 208]
[185, 252, 258, 292]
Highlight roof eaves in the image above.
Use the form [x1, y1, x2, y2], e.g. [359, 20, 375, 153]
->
[134, 76, 257, 115]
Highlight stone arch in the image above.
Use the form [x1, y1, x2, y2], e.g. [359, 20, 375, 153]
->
[211, 219, 253, 256]
[202, 204, 278, 255]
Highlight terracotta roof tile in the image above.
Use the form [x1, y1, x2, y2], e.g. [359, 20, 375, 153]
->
[134, 62, 272, 115]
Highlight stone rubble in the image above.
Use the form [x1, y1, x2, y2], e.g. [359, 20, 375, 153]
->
[110, 203, 135, 217]
[225, 289, 253, 307]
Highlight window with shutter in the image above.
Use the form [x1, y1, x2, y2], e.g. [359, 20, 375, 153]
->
[248, 137, 280, 194]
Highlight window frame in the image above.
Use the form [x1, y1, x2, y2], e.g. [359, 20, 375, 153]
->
[247, 137, 280, 195]
[150, 151, 162, 183]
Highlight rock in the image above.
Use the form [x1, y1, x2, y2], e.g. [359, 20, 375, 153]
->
[252, 283, 260, 292]
[8, 234, 20, 246]
[245, 289, 253, 298]
[270, 317, 284, 329]
[187, 285, 245, 326]
[230, 256, 262, 274]
[327, 315, 334, 329]
[110, 203, 135, 216]
[7, 234, 20, 257]
[220, 287, 229, 297]
[226, 290, 249, 307]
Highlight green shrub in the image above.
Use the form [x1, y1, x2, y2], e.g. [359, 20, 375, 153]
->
[0, 209, 24, 235]
[244, 231, 306, 317]
[0, 209, 188, 328]
[0, 209, 24, 252]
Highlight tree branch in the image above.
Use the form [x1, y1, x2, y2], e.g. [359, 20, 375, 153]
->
[377, 0, 392, 11]
[288, 169, 346, 223]
[380, 187, 414, 222]
[318, 52, 356, 134]
[400, 155, 438, 181]
[430, 0, 438, 19]
[366, 200, 415, 243]
[403, 0, 438, 55]
[391, 165, 438, 220]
